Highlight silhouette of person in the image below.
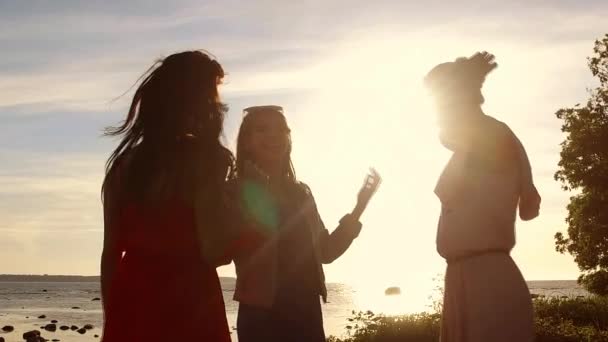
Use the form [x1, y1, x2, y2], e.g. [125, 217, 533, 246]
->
[227, 105, 380, 342]
[100, 51, 234, 342]
[425, 52, 541, 342]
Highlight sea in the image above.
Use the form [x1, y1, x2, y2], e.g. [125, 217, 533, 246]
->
[0, 280, 588, 342]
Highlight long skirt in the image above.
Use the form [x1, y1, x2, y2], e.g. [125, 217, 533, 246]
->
[441, 253, 534, 342]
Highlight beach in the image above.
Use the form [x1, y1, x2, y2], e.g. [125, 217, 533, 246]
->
[0, 280, 587, 342]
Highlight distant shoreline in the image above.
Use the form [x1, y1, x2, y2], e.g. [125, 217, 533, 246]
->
[0, 275, 576, 286]
[0, 274, 100, 282]
[0, 274, 237, 282]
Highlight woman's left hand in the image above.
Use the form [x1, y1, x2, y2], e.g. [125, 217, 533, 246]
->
[352, 168, 382, 220]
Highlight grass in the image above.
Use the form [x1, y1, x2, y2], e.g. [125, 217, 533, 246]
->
[327, 296, 608, 342]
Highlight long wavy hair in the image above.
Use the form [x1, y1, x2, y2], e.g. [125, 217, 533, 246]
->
[235, 106, 296, 182]
[102, 50, 234, 204]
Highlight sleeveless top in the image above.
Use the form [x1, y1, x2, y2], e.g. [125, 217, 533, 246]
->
[434, 118, 536, 259]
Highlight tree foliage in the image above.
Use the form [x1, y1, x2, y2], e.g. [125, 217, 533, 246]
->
[555, 34, 608, 295]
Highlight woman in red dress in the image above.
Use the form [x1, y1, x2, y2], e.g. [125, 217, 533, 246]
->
[100, 51, 234, 342]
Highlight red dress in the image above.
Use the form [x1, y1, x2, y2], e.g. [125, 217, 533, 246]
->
[102, 200, 231, 342]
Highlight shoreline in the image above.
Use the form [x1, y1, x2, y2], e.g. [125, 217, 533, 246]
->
[0, 280, 588, 342]
[0, 313, 102, 342]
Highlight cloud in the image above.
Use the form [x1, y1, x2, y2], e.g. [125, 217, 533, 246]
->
[1, 0, 607, 279]
[0, 152, 104, 271]
[2, 0, 606, 111]
[0, 152, 103, 232]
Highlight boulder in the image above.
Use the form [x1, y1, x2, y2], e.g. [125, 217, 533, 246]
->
[50, 320, 58, 324]
[27, 337, 46, 342]
[23, 330, 41, 340]
[38, 315, 46, 319]
[77, 328, 87, 335]
[84, 324, 94, 330]
[44, 324, 56, 332]
[59, 326, 69, 331]
[384, 286, 401, 296]
[70, 326, 78, 331]
[1, 325, 14, 332]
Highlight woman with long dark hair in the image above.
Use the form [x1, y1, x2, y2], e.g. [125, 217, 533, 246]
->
[425, 52, 541, 342]
[229, 105, 381, 342]
[100, 51, 234, 342]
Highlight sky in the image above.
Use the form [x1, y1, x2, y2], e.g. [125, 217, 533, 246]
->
[1, 0, 607, 309]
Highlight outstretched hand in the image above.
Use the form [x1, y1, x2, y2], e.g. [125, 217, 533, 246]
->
[352, 168, 382, 221]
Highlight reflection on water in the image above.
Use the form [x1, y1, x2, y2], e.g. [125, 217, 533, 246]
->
[351, 279, 590, 317]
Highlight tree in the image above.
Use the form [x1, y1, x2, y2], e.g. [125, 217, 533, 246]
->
[555, 34, 608, 295]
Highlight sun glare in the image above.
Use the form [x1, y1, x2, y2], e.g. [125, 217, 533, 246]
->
[282, 34, 454, 313]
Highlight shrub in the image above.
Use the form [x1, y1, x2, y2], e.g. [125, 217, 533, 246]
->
[328, 297, 608, 342]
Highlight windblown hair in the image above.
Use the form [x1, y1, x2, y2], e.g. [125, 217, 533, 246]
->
[236, 105, 296, 181]
[102, 50, 234, 204]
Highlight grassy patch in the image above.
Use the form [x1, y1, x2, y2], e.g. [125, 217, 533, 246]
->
[328, 297, 608, 342]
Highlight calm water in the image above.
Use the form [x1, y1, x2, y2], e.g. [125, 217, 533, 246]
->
[0, 280, 587, 341]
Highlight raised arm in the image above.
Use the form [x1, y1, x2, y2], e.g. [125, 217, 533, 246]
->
[314, 199, 362, 264]
[313, 170, 381, 263]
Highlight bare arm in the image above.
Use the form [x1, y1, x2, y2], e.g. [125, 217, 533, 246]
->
[512, 135, 541, 220]
[100, 172, 123, 310]
[472, 120, 541, 220]
[519, 185, 541, 221]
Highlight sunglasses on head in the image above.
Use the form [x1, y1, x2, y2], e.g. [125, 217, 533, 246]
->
[243, 105, 284, 117]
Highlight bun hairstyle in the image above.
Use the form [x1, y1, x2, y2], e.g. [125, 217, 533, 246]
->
[424, 51, 498, 104]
